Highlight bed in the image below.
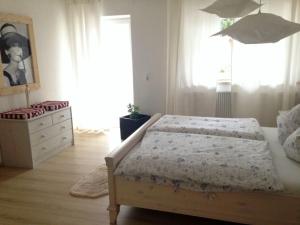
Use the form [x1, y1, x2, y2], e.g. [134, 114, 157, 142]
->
[105, 114, 300, 225]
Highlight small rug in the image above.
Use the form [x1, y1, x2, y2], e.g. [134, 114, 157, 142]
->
[70, 164, 108, 198]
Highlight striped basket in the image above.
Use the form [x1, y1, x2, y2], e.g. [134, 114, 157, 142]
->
[0, 108, 46, 120]
[31, 101, 69, 111]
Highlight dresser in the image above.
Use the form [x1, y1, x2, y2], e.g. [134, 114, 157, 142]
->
[0, 107, 74, 168]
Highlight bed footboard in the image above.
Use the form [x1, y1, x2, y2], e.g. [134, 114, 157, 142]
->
[114, 176, 300, 225]
[105, 113, 161, 224]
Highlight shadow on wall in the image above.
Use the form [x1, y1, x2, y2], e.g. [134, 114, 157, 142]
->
[176, 84, 290, 127]
[231, 85, 288, 127]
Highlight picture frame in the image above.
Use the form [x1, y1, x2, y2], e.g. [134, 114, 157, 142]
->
[0, 12, 40, 95]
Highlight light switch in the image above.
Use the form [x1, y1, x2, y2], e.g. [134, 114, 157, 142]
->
[146, 72, 151, 81]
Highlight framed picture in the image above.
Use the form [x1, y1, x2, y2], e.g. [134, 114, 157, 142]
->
[0, 13, 40, 95]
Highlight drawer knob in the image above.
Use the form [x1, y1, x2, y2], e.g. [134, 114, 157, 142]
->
[62, 137, 67, 140]
[60, 115, 65, 118]
[40, 135, 45, 138]
[61, 126, 66, 129]
[40, 122, 44, 126]
[42, 147, 47, 150]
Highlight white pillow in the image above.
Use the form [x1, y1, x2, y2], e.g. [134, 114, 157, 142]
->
[283, 128, 300, 163]
[277, 104, 300, 145]
[278, 110, 288, 115]
[286, 104, 300, 126]
[277, 114, 297, 145]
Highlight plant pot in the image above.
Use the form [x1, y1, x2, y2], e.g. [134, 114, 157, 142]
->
[119, 114, 151, 140]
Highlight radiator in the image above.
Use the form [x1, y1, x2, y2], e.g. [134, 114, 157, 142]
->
[216, 92, 232, 118]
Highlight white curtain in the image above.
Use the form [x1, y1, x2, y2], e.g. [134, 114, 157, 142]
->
[66, 0, 104, 131]
[166, 0, 300, 126]
[166, 0, 218, 116]
[282, 0, 300, 109]
[66, 0, 132, 131]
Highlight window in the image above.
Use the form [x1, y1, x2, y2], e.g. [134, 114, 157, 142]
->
[183, 0, 296, 92]
[100, 15, 134, 127]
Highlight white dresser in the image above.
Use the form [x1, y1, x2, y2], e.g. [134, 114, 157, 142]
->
[0, 107, 74, 168]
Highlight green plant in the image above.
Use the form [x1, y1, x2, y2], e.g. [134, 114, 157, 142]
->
[127, 103, 140, 119]
[221, 18, 234, 30]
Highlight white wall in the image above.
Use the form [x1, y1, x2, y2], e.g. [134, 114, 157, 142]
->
[0, 0, 167, 116]
[0, 0, 73, 112]
[103, 0, 167, 115]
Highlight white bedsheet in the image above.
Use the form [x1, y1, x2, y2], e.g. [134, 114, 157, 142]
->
[263, 127, 300, 194]
[148, 115, 265, 140]
[115, 131, 282, 192]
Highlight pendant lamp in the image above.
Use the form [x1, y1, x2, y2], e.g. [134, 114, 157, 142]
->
[201, 0, 261, 18]
[212, 13, 300, 44]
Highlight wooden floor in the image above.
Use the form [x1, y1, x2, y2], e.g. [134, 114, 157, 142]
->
[0, 130, 242, 225]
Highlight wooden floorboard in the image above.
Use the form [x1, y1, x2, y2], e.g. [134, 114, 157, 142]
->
[0, 130, 241, 225]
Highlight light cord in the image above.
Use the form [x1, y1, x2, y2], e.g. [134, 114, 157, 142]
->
[259, 0, 262, 13]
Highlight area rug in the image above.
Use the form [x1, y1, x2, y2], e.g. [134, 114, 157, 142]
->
[70, 164, 108, 198]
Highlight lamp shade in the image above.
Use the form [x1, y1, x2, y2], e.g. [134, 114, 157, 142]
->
[212, 13, 300, 44]
[201, 0, 261, 18]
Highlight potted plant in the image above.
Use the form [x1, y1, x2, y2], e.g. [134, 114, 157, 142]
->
[119, 104, 150, 140]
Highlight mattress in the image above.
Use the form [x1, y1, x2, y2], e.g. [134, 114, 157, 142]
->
[148, 114, 265, 140]
[263, 127, 300, 195]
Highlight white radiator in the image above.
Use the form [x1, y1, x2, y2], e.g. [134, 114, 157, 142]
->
[215, 82, 232, 118]
[216, 92, 232, 117]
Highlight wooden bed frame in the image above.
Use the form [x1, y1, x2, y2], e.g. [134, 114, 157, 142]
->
[105, 114, 300, 225]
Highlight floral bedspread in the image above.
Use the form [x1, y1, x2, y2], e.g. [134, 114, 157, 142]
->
[115, 131, 283, 192]
[147, 115, 265, 140]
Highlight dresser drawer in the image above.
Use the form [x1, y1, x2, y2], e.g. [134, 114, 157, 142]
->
[32, 130, 73, 161]
[30, 128, 51, 146]
[52, 108, 71, 124]
[51, 119, 72, 136]
[30, 119, 72, 146]
[28, 116, 52, 133]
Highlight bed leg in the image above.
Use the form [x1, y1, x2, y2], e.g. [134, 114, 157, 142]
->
[105, 158, 120, 225]
[108, 204, 120, 225]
